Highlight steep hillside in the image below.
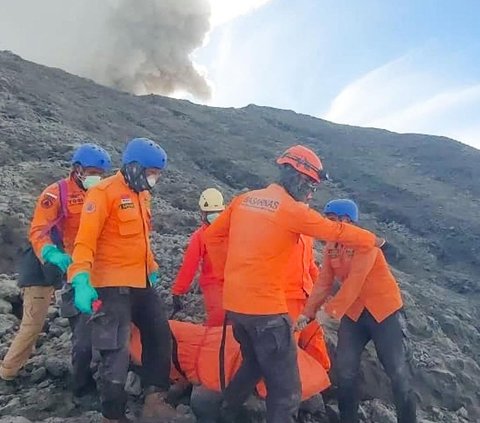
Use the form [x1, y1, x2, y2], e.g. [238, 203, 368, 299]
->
[0, 51, 479, 422]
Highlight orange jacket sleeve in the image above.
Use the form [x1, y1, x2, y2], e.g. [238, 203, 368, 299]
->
[29, 183, 61, 258]
[303, 252, 335, 318]
[172, 229, 203, 295]
[282, 204, 376, 249]
[68, 189, 109, 280]
[324, 248, 378, 320]
[204, 199, 236, 280]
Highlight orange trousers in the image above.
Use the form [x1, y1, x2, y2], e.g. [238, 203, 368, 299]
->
[287, 298, 331, 371]
[201, 284, 225, 327]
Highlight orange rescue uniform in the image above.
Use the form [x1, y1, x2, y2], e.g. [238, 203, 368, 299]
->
[30, 177, 86, 257]
[204, 184, 377, 315]
[284, 235, 319, 301]
[68, 172, 158, 287]
[285, 235, 331, 371]
[172, 224, 224, 326]
[303, 243, 403, 322]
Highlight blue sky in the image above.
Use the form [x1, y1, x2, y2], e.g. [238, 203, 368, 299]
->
[197, 0, 480, 148]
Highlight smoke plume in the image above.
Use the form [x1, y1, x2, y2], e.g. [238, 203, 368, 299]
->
[92, 0, 212, 99]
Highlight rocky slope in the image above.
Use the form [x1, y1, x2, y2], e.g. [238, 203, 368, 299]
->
[0, 50, 479, 422]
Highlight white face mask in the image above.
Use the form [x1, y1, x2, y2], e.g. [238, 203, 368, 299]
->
[206, 212, 220, 224]
[147, 175, 158, 188]
[82, 175, 102, 190]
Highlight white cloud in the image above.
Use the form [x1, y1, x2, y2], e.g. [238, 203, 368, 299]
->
[369, 85, 480, 132]
[324, 53, 480, 149]
[208, 0, 272, 27]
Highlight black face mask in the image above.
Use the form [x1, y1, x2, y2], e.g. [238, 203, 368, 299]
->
[278, 165, 317, 202]
[121, 163, 150, 193]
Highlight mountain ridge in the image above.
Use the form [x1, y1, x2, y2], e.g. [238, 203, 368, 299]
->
[0, 50, 479, 422]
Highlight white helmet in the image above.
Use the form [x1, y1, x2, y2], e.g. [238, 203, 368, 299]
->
[199, 188, 225, 212]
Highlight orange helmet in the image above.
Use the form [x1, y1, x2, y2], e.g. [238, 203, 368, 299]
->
[276, 145, 326, 183]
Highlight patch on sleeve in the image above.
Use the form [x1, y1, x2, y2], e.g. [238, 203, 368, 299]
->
[40, 194, 55, 208]
[85, 202, 96, 213]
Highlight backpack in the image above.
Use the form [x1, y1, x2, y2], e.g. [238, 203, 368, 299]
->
[17, 179, 69, 289]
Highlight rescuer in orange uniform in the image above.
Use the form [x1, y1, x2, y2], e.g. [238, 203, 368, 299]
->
[171, 188, 226, 326]
[204, 145, 385, 423]
[68, 138, 175, 423]
[0, 144, 111, 390]
[297, 199, 416, 423]
[285, 235, 331, 371]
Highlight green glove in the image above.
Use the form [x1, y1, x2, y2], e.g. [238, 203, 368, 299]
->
[71, 272, 98, 314]
[41, 244, 72, 273]
[148, 271, 160, 287]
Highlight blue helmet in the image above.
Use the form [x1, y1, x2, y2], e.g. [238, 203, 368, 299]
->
[122, 138, 167, 169]
[71, 143, 111, 172]
[324, 199, 359, 222]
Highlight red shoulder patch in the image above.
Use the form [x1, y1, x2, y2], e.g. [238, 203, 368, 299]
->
[41, 195, 54, 208]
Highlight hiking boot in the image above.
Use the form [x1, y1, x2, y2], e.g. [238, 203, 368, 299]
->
[72, 375, 97, 398]
[0, 366, 17, 381]
[143, 391, 177, 419]
[219, 401, 250, 423]
[300, 393, 326, 414]
[168, 379, 192, 404]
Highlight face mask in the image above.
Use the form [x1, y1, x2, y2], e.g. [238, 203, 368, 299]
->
[147, 175, 159, 188]
[206, 212, 220, 224]
[121, 164, 150, 193]
[82, 175, 102, 190]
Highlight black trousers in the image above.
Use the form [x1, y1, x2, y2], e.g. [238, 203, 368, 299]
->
[224, 312, 301, 423]
[59, 284, 95, 396]
[69, 313, 94, 395]
[336, 310, 417, 423]
[91, 286, 172, 419]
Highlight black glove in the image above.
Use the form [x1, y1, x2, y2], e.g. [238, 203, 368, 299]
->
[172, 295, 183, 314]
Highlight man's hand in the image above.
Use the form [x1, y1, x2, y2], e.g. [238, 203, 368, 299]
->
[71, 272, 98, 314]
[375, 237, 386, 248]
[315, 308, 330, 326]
[41, 244, 72, 273]
[295, 314, 311, 331]
[380, 241, 400, 264]
[148, 271, 160, 287]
